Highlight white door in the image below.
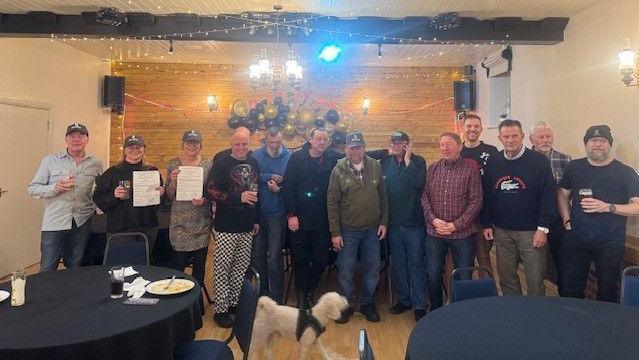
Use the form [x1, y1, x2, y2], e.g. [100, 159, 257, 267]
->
[0, 102, 51, 276]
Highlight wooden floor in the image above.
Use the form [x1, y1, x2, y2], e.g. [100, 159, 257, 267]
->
[9, 245, 559, 360]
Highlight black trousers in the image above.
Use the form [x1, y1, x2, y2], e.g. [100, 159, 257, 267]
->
[292, 229, 330, 292]
[548, 219, 566, 295]
[560, 231, 625, 302]
[172, 246, 209, 289]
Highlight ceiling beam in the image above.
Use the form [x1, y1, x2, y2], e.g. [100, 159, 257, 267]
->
[0, 12, 569, 45]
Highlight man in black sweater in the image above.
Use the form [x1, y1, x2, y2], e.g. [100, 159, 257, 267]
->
[558, 125, 639, 302]
[205, 127, 260, 328]
[282, 128, 343, 309]
[481, 120, 556, 296]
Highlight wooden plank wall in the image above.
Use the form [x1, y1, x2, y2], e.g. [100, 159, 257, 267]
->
[110, 62, 464, 174]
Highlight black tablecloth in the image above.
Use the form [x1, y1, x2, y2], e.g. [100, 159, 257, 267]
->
[406, 296, 639, 360]
[0, 266, 202, 360]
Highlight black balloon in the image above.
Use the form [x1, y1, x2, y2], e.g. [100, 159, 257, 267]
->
[325, 109, 340, 123]
[264, 119, 278, 128]
[273, 96, 283, 105]
[228, 116, 243, 129]
[257, 99, 267, 111]
[279, 104, 290, 115]
[248, 108, 260, 118]
[245, 117, 260, 132]
[313, 119, 326, 128]
[332, 131, 346, 144]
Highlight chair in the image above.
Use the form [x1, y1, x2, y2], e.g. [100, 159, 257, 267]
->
[358, 328, 375, 360]
[103, 232, 149, 266]
[620, 266, 639, 307]
[173, 267, 261, 360]
[449, 266, 497, 304]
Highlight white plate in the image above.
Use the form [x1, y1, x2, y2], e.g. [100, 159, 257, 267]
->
[146, 279, 195, 296]
[0, 290, 9, 303]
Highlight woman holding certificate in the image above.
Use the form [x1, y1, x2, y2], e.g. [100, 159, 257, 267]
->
[165, 130, 212, 289]
[93, 134, 165, 254]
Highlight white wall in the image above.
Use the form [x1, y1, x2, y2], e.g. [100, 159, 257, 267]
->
[0, 38, 111, 163]
[505, 0, 639, 236]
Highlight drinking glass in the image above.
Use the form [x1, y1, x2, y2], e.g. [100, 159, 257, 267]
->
[110, 266, 125, 299]
[11, 268, 26, 306]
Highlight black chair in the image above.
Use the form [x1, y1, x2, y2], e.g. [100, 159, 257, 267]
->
[621, 266, 639, 307]
[449, 266, 497, 304]
[103, 232, 149, 266]
[173, 267, 261, 360]
[358, 328, 375, 360]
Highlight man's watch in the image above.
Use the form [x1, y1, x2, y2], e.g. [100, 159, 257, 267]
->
[537, 226, 550, 234]
[609, 204, 617, 214]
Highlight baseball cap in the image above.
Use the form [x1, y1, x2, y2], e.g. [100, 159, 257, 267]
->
[124, 134, 146, 147]
[390, 131, 409, 142]
[65, 123, 89, 136]
[345, 131, 365, 148]
[182, 129, 203, 143]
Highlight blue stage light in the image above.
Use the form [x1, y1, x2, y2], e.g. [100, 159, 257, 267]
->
[318, 44, 343, 62]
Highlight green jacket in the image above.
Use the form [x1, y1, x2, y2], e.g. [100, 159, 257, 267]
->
[327, 155, 388, 236]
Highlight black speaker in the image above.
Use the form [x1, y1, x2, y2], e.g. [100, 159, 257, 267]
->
[454, 80, 475, 111]
[103, 76, 125, 114]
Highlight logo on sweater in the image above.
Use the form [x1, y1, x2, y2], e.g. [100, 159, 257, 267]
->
[495, 176, 527, 193]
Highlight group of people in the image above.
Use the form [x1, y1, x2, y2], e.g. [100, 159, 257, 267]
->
[28, 114, 639, 329]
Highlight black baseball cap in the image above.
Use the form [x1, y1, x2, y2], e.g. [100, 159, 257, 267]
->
[182, 129, 203, 143]
[346, 131, 365, 148]
[65, 123, 89, 136]
[390, 131, 409, 142]
[124, 134, 146, 147]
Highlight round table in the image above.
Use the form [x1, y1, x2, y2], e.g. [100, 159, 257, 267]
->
[0, 266, 202, 360]
[406, 296, 639, 360]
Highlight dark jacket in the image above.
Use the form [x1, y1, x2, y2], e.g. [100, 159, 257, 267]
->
[282, 145, 343, 230]
[93, 161, 163, 233]
[367, 150, 426, 227]
[205, 150, 260, 233]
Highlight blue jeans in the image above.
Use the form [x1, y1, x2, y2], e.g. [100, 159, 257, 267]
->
[251, 216, 285, 303]
[388, 225, 427, 309]
[40, 220, 91, 272]
[425, 234, 475, 310]
[337, 227, 380, 306]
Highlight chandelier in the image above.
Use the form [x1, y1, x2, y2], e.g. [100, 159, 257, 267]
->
[249, 48, 303, 93]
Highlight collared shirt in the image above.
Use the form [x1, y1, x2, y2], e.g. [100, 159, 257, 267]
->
[546, 149, 571, 185]
[504, 145, 526, 160]
[347, 160, 365, 183]
[27, 151, 103, 231]
[421, 157, 483, 239]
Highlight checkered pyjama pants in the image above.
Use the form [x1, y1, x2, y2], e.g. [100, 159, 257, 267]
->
[212, 230, 253, 313]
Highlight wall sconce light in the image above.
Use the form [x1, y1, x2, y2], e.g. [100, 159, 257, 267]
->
[362, 96, 370, 115]
[207, 94, 218, 112]
[618, 38, 637, 87]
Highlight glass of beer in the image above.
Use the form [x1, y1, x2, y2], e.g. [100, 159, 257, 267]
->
[11, 268, 26, 307]
[119, 180, 131, 200]
[110, 266, 125, 299]
[579, 188, 593, 200]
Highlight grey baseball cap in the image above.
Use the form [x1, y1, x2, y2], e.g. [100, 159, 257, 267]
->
[124, 134, 145, 147]
[65, 123, 89, 136]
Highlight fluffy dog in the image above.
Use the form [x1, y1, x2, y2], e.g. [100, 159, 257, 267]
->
[250, 292, 349, 359]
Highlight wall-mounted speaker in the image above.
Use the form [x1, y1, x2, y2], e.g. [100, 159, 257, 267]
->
[454, 80, 476, 111]
[103, 75, 125, 114]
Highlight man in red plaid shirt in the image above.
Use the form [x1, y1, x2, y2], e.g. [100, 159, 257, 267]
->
[421, 132, 483, 310]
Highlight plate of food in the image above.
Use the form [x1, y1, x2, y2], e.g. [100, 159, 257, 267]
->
[0, 290, 9, 303]
[146, 278, 195, 295]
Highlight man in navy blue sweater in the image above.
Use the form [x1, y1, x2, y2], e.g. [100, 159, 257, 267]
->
[481, 119, 557, 296]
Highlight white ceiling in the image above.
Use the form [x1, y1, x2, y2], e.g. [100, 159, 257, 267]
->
[58, 38, 504, 66]
[1, 0, 603, 19]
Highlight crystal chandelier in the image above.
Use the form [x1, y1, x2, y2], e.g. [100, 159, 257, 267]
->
[249, 48, 303, 93]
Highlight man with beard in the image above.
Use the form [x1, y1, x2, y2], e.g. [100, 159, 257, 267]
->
[558, 125, 639, 302]
[283, 128, 343, 309]
[206, 127, 260, 328]
[460, 114, 498, 277]
[529, 121, 571, 295]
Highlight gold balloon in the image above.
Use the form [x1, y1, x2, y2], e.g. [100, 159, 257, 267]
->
[264, 103, 278, 119]
[300, 109, 314, 124]
[335, 120, 349, 133]
[283, 122, 296, 136]
[257, 113, 266, 122]
[232, 100, 248, 117]
[286, 111, 299, 123]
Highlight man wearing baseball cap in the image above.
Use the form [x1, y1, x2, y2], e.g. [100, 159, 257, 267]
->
[328, 131, 388, 323]
[28, 123, 103, 272]
[558, 125, 639, 302]
[367, 131, 428, 321]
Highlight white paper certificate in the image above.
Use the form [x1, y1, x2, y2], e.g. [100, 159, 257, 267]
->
[133, 170, 161, 207]
[176, 166, 204, 201]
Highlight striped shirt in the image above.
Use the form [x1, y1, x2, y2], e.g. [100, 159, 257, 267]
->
[421, 157, 483, 239]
